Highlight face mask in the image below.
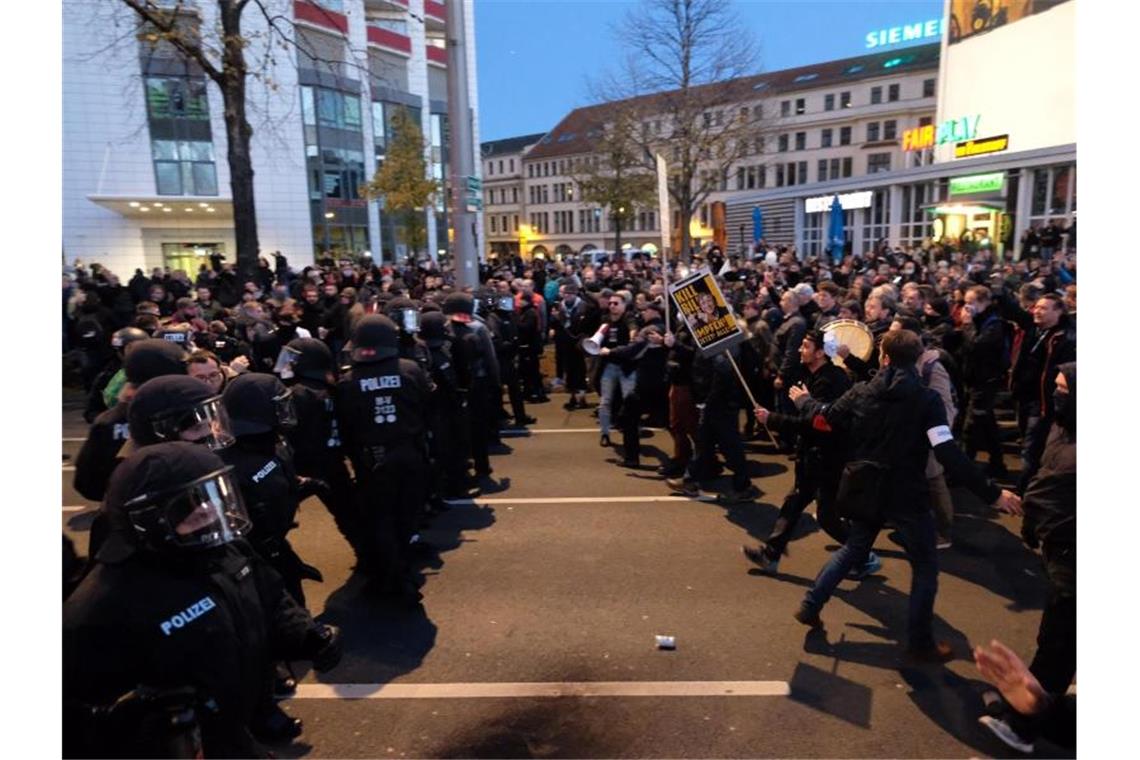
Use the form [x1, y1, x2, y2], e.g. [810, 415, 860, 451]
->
[1053, 388, 1074, 430]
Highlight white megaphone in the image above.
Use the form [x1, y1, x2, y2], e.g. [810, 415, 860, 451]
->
[580, 324, 609, 356]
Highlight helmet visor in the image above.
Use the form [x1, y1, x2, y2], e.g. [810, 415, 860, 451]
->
[150, 396, 236, 450]
[273, 387, 298, 429]
[399, 308, 420, 334]
[125, 466, 251, 551]
[274, 345, 302, 379]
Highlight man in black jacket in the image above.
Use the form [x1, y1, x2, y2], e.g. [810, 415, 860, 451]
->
[961, 285, 1011, 477]
[63, 443, 340, 758]
[743, 330, 875, 573]
[757, 330, 1020, 661]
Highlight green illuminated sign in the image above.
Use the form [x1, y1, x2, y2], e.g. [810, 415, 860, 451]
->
[949, 172, 1004, 196]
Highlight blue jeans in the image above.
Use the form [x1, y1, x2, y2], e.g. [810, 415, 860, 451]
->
[598, 363, 638, 435]
[802, 508, 940, 649]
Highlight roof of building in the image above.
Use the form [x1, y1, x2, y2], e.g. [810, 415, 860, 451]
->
[480, 133, 548, 158]
[524, 43, 940, 161]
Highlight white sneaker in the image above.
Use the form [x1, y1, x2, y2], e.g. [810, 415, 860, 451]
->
[978, 715, 1034, 754]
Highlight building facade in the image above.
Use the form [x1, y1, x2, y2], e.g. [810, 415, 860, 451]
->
[480, 43, 940, 261]
[481, 134, 544, 260]
[63, 0, 481, 277]
[724, 0, 1076, 259]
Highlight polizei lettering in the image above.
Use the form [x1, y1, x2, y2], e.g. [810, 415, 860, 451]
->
[359, 375, 402, 392]
[159, 596, 217, 636]
[251, 460, 278, 483]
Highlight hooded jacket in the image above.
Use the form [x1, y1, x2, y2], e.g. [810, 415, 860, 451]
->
[1022, 362, 1076, 557]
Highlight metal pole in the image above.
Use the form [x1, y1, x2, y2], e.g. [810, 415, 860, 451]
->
[446, 0, 478, 289]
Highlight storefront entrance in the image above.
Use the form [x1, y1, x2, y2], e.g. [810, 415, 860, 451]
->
[927, 202, 1006, 256]
[162, 242, 224, 277]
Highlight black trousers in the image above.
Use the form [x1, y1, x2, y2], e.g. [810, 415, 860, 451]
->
[498, 353, 527, 422]
[963, 381, 1004, 466]
[688, 404, 750, 490]
[519, 347, 544, 398]
[356, 445, 428, 588]
[468, 379, 494, 474]
[297, 456, 360, 558]
[766, 456, 848, 555]
[561, 340, 588, 394]
[1029, 545, 1076, 694]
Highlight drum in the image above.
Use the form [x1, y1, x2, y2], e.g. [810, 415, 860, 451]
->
[822, 319, 874, 367]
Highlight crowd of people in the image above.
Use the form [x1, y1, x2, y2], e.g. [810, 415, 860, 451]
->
[61, 238, 1076, 756]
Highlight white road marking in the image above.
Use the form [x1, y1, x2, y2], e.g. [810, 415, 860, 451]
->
[62, 437, 87, 442]
[501, 427, 665, 436]
[63, 506, 90, 512]
[444, 495, 716, 506]
[292, 680, 790, 700]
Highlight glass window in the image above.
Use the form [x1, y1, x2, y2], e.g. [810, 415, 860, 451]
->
[317, 89, 339, 127]
[842, 157, 852, 177]
[343, 95, 362, 129]
[302, 87, 316, 127]
[795, 98, 805, 115]
[323, 171, 343, 198]
[867, 152, 891, 173]
[888, 83, 900, 102]
[830, 158, 839, 178]
[867, 122, 880, 142]
[840, 126, 851, 145]
[1031, 168, 1049, 216]
[192, 163, 217, 195]
[153, 140, 179, 160]
[821, 128, 832, 148]
[780, 100, 790, 117]
[778, 134, 788, 152]
[797, 161, 807, 185]
[817, 159, 827, 182]
[840, 91, 851, 108]
[870, 86, 882, 105]
[155, 162, 181, 194]
[794, 132, 805, 150]
[1051, 166, 1071, 215]
[923, 78, 935, 98]
[824, 93, 834, 111]
[883, 120, 897, 140]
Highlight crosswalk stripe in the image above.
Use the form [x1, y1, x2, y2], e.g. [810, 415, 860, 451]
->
[291, 680, 790, 700]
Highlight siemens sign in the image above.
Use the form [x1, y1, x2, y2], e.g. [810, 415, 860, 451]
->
[866, 19, 943, 49]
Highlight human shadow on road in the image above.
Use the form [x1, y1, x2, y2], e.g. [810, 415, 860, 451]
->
[309, 504, 497, 686]
[787, 659, 873, 729]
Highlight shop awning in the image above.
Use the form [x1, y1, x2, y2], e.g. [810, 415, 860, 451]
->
[87, 195, 234, 221]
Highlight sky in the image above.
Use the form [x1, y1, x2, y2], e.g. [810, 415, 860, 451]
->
[474, 0, 944, 142]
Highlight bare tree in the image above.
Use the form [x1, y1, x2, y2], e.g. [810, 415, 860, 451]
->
[597, 0, 772, 261]
[568, 109, 658, 253]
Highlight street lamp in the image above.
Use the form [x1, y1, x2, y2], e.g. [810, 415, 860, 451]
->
[614, 205, 626, 254]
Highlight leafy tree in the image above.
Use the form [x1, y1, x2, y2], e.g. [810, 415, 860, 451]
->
[366, 109, 438, 257]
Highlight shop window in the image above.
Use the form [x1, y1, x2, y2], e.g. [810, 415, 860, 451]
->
[1031, 168, 1049, 217]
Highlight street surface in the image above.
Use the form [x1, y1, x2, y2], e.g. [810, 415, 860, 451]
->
[62, 390, 1066, 759]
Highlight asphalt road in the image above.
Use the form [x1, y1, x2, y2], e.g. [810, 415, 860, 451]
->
[61, 389, 1067, 759]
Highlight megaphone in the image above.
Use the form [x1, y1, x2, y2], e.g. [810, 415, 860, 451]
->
[580, 324, 609, 356]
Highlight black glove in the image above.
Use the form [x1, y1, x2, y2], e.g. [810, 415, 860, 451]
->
[304, 624, 342, 672]
[297, 477, 331, 501]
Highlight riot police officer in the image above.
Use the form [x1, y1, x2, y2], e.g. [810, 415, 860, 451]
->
[421, 311, 474, 499]
[485, 289, 533, 428]
[221, 374, 320, 608]
[73, 339, 187, 503]
[276, 338, 363, 563]
[443, 293, 501, 480]
[336, 315, 434, 605]
[64, 442, 341, 758]
[84, 326, 148, 423]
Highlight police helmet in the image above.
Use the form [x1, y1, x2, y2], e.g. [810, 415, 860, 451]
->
[155, 325, 194, 352]
[349, 314, 400, 363]
[442, 293, 475, 323]
[129, 375, 235, 450]
[101, 442, 250, 559]
[420, 311, 449, 349]
[123, 339, 188, 385]
[110, 327, 148, 355]
[222, 373, 297, 437]
[279, 337, 335, 383]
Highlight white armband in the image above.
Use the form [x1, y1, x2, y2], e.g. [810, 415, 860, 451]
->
[926, 425, 954, 447]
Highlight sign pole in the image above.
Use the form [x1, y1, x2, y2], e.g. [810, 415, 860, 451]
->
[725, 351, 774, 442]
